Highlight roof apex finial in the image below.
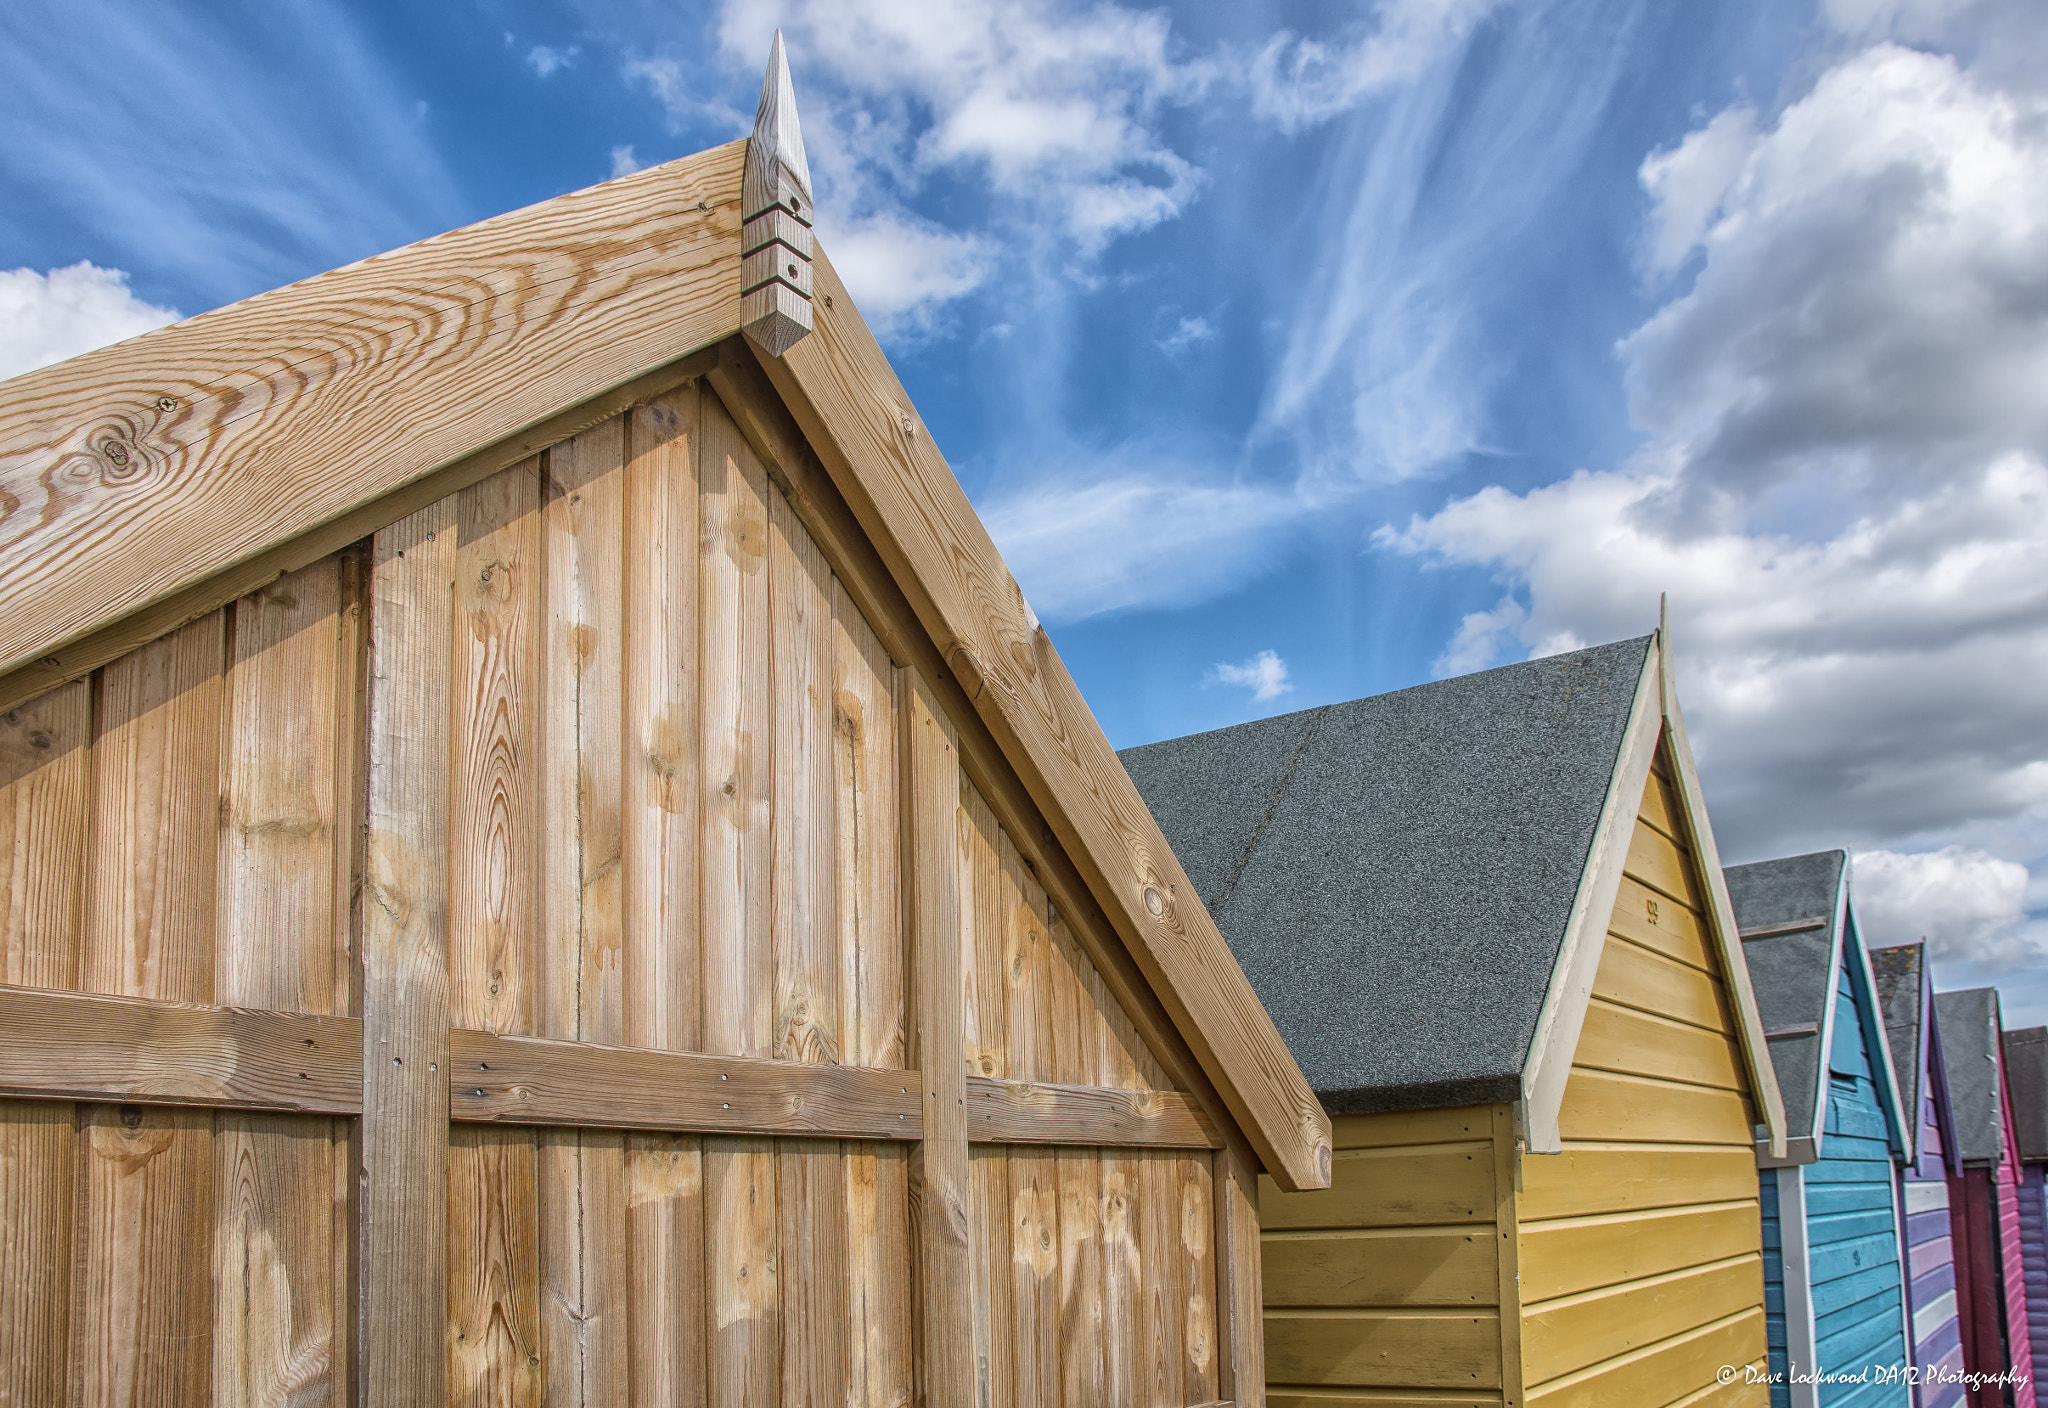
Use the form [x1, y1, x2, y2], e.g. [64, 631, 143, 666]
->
[741, 29, 817, 358]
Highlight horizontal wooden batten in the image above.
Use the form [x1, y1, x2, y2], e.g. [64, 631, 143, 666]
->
[0, 985, 1215, 1149]
[964, 1076, 1221, 1149]
[0, 984, 362, 1114]
[448, 1029, 921, 1138]
[1739, 916, 1827, 940]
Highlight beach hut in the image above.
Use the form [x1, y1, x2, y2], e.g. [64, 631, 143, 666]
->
[1726, 852, 1913, 1404]
[0, 37, 1333, 1406]
[1122, 632, 1789, 1407]
[1934, 988, 2037, 1407]
[2001, 1025, 2048, 1393]
[1869, 941, 1965, 1406]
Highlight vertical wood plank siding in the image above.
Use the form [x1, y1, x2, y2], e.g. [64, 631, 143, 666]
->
[1516, 754, 1769, 1406]
[0, 376, 1216, 1405]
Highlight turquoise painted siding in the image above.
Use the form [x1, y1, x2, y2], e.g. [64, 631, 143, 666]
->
[1763, 1170, 1792, 1407]
[1811, 962, 1909, 1403]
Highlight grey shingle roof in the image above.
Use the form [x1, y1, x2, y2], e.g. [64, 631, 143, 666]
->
[1119, 636, 1653, 1115]
[1724, 852, 1846, 1145]
[2004, 1026, 2048, 1163]
[1935, 987, 2005, 1166]
[1869, 942, 1927, 1147]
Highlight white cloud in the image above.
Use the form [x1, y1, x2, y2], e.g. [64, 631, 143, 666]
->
[1637, 106, 1756, 277]
[609, 144, 642, 178]
[1855, 846, 2037, 967]
[527, 44, 578, 78]
[1209, 649, 1293, 702]
[1249, 0, 1503, 132]
[1157, 315, 1215, 356]
[1379, 38, 2048, 869]
[0, 263, 179, 380]
[980, 466, 1311, 622]
[821, 209, 992, 339]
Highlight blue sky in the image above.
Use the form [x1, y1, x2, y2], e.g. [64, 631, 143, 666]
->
[5, 0, 2047, 1020]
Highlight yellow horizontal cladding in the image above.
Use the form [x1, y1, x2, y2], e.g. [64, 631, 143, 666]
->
[1637, 766, 1686, 844]
[1270, 1391, 1504, 1407]
[1518, 1145, 1761, 1221]
[1525, 1306, 1768, 1407]
[1264, 1225, 1499, 1307]
[1330, 1104, 1501, 1150]
[1574, 998, 1743, 1092]
[1625, 818, 1704, 909]
[1262, 1142, 1494, 1230]
[1608, 874, 1713, 974]
[1592, 936, 1733, 1035]
[1265, 1309, 1503, 1389]
[1518, 1200, 1761, 1302]
[1557, 1069, 1754, 1146]
[1522, 1252, 1765, 1389]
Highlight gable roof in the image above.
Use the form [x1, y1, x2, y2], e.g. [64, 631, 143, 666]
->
[2004, 1026, 2048, 1163]
[0, 73, 1332, 1189]
[1727, 851, 1907, 1163]
[1870, 941, 1938, 1163]
[1121, 634, 1785, 1154]
[1936, 987, 2008, 1166]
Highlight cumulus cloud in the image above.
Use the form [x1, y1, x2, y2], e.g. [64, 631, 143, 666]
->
[1209, 649, 1293, 702]
[981, 466, 1311, 622]
[608, 144, 642, 178]
[1380, 38, 2048, 868]
[821, 209, 992, 339]
[0, 263, 179, 380]
[1249, 0, 1502, 132]
[526, 44, 578, 78]
[1855, 846, 2037, 966]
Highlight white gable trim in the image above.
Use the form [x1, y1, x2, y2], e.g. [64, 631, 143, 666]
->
[1518, 640, 1663, 1153]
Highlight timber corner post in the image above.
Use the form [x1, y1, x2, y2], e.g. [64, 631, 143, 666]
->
[741, 30, 815, 358]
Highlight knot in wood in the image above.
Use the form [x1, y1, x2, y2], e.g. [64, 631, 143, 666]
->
[1143, 886, 1164, 918]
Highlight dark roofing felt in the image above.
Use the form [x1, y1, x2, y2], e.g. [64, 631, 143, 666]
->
[1724, 852, 1846, 1144]
[1118, 636, 1653, 1115]
[1869, 943, 1928, 1144]
[1936, 987, 2005, 1165]
[2004, 1027, 2048, 1163]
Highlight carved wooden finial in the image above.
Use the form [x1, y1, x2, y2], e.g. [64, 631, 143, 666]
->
[741, 30, 815, 358]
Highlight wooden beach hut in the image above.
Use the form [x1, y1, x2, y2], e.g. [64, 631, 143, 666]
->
[1869, 941, 1966, 1407]
[2001, 1025, 2048, 1394]
[1122, 632, 1790, 1407]
[0, 36, 1334, 1407]
[1726, 851, 1913, 1404]
[1934, 987, 2037, 1407]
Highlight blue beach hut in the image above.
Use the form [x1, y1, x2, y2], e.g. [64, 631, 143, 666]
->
[1730, 851, 1913, 1404]
[1871, 942, 1965, 1406]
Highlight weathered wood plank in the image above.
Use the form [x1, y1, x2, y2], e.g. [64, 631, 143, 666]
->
[448, 461, 540, 1040]
[1102, 1149, 1141, 1407]
[705, 1136, 779, 1408]
[766, 253, 1331, 1189]
[1141, 1150, 1187, 1406]
[963, 1077, 1222, 1149]
[1009, 1147, 1060, 1408]
[1051, 911, 1106, 1408]
[78, 611, 223, 1407]
[447, 1125, 542, 1407]
[968, 1147, 1015, 1408]
[622, 387, 705, 1408]
[539, 1129, 627, 1407]
[451, 1029, 922, 1137]
[961, 781, 1008, 1082]
[1181, 1150, 1220, 1403]
[215, 559, 351, 1408]
[1214, 1144, 1265, 1407]
[361, 498, 455, 1406]
[0, 681, 87, 1404]
[904, 672, 971, 1408]
[0, 144, 744, 684]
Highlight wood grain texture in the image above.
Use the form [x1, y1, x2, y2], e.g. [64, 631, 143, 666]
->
[447, 1124, 542, 1407]
[705, 1136, 778, 1408]
[762, 252, 1331, 1190]
[448, 461, 540, 1038]
[968, 1146, 1014, 1408]
[361, 498, 455, 1407]
[1216, 1144, 1267, 1406]
[0, 143, 745, 682]
[1101, 1149, 1140, 1408]
[1009, 1147, 1060, 1408]
[215, 557, 353, 1408]
[451, 1030, 922, 1137]
[963, 1078, 1221, 1149]
[76, 611, 223, 1407]
[540, 1129, 627, 1408]
[622, 388, 706, 1408]
[1182, 1149, 1220, 1403]
[904, 672, 971, 1408]
[0, 682, 88, 1405]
